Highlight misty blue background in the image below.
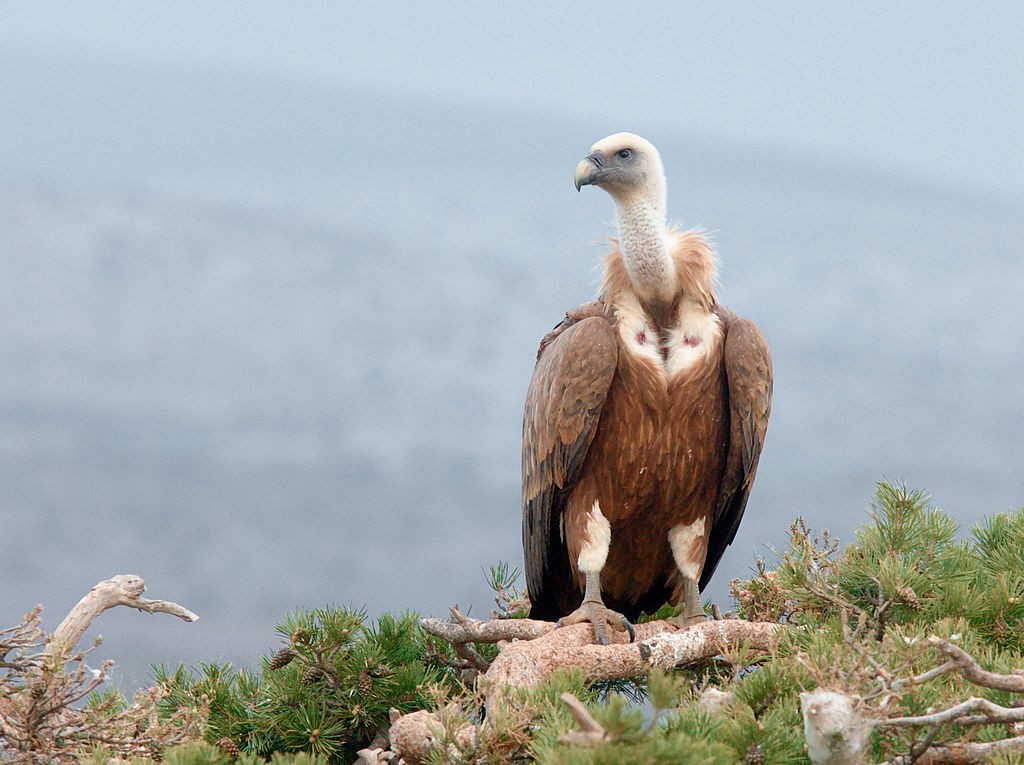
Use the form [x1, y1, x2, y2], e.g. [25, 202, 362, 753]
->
[1, 4, 1022, 689]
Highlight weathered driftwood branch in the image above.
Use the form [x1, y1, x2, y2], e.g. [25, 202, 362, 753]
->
[420, 606, 555, 644]
[420, 608, 785, 712]
[638, 620, 786, 670]
[481, 616, 784, 698]
[47, 574, 198, 661]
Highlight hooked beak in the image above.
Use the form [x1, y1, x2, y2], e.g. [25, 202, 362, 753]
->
[574, 150, 606, 191]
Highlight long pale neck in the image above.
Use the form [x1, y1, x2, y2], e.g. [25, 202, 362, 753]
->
[614, 191, 676, 303]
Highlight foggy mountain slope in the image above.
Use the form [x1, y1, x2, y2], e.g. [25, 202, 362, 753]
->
[1, 54, 1023, 688]
[0, 191, 525, 577]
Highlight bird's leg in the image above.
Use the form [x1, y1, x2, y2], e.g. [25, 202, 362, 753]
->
[668, 521, 710, 628]
[557, 570, 635, 645]
[669, 576, 706, 628]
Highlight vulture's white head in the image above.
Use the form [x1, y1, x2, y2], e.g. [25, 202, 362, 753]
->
[574, 132, 668, 222]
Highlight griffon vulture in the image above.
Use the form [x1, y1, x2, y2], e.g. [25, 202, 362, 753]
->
[522, 133, 772, 643]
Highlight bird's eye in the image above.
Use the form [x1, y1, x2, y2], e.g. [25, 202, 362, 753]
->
[616, 148, 633, 161]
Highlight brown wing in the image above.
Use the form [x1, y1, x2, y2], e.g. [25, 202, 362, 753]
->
[522, 304, 617, 621]
[700, 308, 773, 591]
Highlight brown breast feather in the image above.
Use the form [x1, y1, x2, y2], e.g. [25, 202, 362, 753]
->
[563, 321, 730, 611]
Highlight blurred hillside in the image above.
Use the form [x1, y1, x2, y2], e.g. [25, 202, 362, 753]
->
[1, 54, 1022, 688]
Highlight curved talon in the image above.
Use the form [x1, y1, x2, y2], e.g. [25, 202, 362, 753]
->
[620, 616, 636, 643]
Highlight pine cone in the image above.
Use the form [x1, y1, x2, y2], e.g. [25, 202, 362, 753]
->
[358, 670, 373, 695]
[217, 737, 240, 757]
[302, 665, 323, 685]
[897, 586, 920, 609]
[744, 744, 766, 763]
[268, 647, 296, 671]
[993, 615, 1011, 642]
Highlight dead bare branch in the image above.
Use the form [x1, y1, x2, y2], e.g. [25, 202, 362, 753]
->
[879, 734, 1024, 765]
[920, 635, 1024, 692]
[557, 692, 609, 746]
[1, 575, 200, 762]
[48, 574, 198, 662]
[480, 616, 783, 707]
[876, 696, 1024, 729]
[451, 641, 490, 673]
[419, 607, 555, 644]
[893, 660, 961, 691]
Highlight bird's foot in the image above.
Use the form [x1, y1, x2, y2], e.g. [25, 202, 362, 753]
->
[671, 576, 708, 629]
[558, 599, 635, 645]
[669, 609, 707, 629]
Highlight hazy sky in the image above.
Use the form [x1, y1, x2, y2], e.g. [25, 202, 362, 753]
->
[5, 2, 1024, 202]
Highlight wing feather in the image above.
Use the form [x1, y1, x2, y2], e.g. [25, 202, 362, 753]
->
[522, 306, 617, 619]
[700, 309, 773, 591]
